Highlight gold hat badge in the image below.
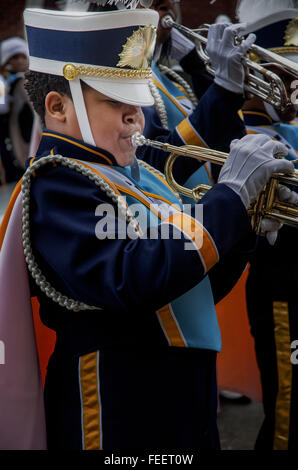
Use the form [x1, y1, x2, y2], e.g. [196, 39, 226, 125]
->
[284, 18, 298, 47]
[250, 17, 298, 61]
[117, 24, 157, 70]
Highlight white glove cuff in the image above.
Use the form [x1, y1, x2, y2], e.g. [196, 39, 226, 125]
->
[170, 27, 195, 61]
[213, 76, 244, 95]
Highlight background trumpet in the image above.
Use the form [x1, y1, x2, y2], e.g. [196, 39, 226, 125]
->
[161, 15, 298, 111]
[132, 133, 298, 233]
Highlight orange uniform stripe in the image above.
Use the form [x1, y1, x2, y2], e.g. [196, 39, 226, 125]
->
[200, 228, 219, 272]
[243, 110, 273, 124]
[80, 351, 102, 450]
[42, 132, 113, 165]
[157, 304, 186, 347]
[166, 212, 218, 272]
[246, 129, 258, 134]
[176, 119, 207, 147]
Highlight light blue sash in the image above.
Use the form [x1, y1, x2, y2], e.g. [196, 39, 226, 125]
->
[117, 163, 221, 352]
[76, 154, 221, 351]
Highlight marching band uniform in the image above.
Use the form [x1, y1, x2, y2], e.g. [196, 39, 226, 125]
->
[29, 129, 252, 449]
[244, 114, 298, 450]
[0, 7, 253, 450]
[238, 3, 298, 450]
[0, 6, 294, 450]
[244, 112, 298, 164]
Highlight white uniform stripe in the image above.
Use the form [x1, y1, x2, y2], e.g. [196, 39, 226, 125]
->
[78, 356, 85, 450]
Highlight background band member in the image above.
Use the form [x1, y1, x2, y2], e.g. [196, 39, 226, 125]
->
[236, 1, 298, 450]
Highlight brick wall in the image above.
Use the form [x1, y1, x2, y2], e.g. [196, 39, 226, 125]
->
[181, 0, 238, 28]
[0, 0, 239, 43]
[0, 0, 27, 41]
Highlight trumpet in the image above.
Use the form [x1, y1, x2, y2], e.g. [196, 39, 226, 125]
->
[161, 15, 298, 111]
[132, 132, 298, 233]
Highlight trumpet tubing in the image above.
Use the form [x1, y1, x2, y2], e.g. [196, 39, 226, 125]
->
[161, 15, 298, 111]
[132, 133, 298, 232]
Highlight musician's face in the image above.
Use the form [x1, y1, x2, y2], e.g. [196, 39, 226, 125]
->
[69, 85, 145, 167]
[150, 0, 178, 45]
[6, 53, 28, 73]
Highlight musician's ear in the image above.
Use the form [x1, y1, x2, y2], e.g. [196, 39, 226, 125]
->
[44, 91, 82, 140]
[45, 91, 68, 123]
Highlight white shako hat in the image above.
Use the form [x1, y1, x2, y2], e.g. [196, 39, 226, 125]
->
[236, 1, 298, 63]
[236, 1, 298, 119]
[0, 37, 29, 66]
[23, 8, 158, 146]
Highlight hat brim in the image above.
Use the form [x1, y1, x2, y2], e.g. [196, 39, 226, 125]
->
[81, 76, 154, 107]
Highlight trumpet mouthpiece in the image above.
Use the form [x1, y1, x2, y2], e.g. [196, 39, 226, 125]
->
[161, 15, 174, 29]
[131, 132, 147, 148]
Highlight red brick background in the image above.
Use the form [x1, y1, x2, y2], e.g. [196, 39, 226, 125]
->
[0, 0, 239, 43]
[181, 0, 238, 28]
[0, 0, 26, 41]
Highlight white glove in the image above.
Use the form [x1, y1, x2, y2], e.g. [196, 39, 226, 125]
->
[206, 22, 256, 94]
[170, 27, 195, 61]
[218, 134, 295, 209]
[260, 219, 282, 246]
[277, 184, 298, 205]
[261, 185, 298, 245]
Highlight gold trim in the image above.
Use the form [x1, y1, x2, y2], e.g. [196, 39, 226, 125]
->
[156, 304, 187, 347]
[270, 46, 298, 55]
[273, 301, 292, 451]
[242, 110, 273, 124]
[42, 132, 114, 165]
[249, 46, 298, 62]
[164, 212, 219, 271]
[284, 18, 298, 47]
[63, 64, 78, 81]
[176, 119, 207, 147]
[80, 351, 102, 450]
[63, 63, 152, 81]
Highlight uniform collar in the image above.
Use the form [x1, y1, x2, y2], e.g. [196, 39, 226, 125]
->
[33, 130, 118, 166]
[242, 109, 273, 126]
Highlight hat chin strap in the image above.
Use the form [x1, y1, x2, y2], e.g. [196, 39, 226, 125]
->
[69, 77, 140, 180]
[69, 79, 96, 147]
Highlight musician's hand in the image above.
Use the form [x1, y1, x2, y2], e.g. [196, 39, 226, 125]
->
[277, 184, 298, 205]
[206, 22, 256, 94]
[218, 134, 294, 209]
[260, 218, 282, 246]
[260, 187, 298, 245]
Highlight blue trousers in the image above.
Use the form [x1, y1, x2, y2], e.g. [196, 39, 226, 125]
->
[44, 345, 220, 450]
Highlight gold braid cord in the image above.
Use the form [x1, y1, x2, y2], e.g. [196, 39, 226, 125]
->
[63, 63, 152, 81]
